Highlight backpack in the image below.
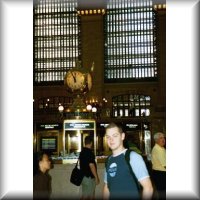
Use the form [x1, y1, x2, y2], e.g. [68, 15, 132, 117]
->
[105, 149, 141, 192]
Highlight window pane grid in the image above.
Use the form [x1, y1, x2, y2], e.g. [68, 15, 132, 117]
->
[104, 0, 157, 82]
[37, 96, 73, 111]
[112, 94, 151, 118]
[33, 0, 80, 85]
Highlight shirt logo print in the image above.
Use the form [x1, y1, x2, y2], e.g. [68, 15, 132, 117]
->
[108, 162, 117, 177]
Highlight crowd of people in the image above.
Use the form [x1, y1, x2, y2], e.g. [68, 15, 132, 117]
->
[33, 122, 166, 200]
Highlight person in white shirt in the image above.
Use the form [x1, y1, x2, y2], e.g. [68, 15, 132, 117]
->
[151, 132, 166, 199]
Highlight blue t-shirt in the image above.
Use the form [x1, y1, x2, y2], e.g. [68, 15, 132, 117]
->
[104, 149, 149, 199]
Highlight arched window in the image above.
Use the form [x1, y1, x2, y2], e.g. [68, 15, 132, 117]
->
[112, 94, 151, 118]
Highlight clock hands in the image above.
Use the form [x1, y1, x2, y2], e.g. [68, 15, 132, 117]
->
[65, 69, 92, 92]
[70, 71, 76, 83]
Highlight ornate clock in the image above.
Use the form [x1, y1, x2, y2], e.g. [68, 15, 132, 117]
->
[64, 61, 94, 116]
[64, 61, 93, 94]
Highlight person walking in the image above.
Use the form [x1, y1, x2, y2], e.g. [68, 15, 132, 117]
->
[79, 135, 100, 200]
[103, 122, 153, 200]
[151, 132, 166, 199]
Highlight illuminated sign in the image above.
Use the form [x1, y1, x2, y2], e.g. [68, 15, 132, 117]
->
[125, 123, 149, 130]
[64, 122, 94, 130]
[100, 123, 109, 127]
[37, 123, 62, 130]
[126, 124, 138, 128]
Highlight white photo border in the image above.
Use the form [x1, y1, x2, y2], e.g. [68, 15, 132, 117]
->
[0, 0, 33, 199]
[0, 0, 199, 199]
[166, 0, 199, 199]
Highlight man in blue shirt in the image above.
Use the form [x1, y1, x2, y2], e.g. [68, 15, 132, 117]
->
[103, 122, 153, 200]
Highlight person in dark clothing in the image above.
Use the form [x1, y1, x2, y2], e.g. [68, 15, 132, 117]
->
[79, 136, 100, 200]
[33, 152, 52, 199]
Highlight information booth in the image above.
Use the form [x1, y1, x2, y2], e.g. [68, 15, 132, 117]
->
[63, 119, 97, 156]
[35, 123, 62, 156]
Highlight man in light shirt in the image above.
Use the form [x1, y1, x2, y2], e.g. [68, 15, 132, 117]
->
[151, 132, 166, 199]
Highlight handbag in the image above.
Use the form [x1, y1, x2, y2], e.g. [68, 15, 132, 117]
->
[70, 159, 84, 186]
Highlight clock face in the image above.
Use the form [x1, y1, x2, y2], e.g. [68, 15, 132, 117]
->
[65, 71, 85, 91]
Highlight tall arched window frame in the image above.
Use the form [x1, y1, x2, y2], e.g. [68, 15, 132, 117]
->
[33, 0, 80, 85]
[112, 94, 151, 118]
[104, 0, 157, 83]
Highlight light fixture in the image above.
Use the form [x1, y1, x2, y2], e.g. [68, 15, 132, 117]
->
[92, 107, 97, 113]
[77, 8, 106, 16]
[58, 105, 64, 112]
[86, 104, 92, 111]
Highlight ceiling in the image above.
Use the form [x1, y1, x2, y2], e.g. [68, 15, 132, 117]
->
[77, 0, 166, 9]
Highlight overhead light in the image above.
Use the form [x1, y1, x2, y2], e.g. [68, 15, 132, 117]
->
[92, 107, 97, 113]
[58, 105, 64, 112]
[86, 104, 92, 111]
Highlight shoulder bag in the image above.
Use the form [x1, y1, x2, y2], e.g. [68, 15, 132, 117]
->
[70, 159, 84, 186]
